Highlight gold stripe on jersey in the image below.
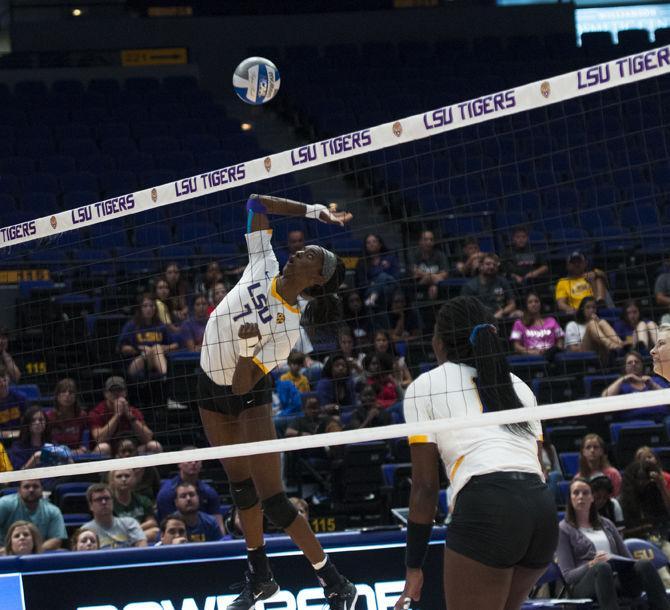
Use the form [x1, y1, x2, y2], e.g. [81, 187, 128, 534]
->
[408, 434, 431, 444]
[270, 276, 300, 314]
[252, 357, 270, 374]
[449, 454, 465, 480]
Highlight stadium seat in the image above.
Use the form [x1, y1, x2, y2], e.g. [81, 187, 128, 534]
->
[88, 78, 120, 96]
[60, 171, 99, 194]
[126, 76, 161, 93]
[62, 190, 98, 211]
[62, 513, 91, 531]
[134, 224, 172, 248]
[163, 75, 199, 93]
[70, 249, 115, 275]
[89, 222, 130, 249]
[22, 192, 58, 215]
[559, 452, 580, 478]
[198, 242, 240, 260]
[97, 122, 131, 141]
[98, 170, 137, 196]
[592, 226, 635, 254]
[579, 208, 618, 232]
[100, 137, 137, 156]
[22, 172, 59, 195]
[60, 137, 99, 159]
[157, 150, 194, 173]
[155, 244, 193, 266]
[580, 31, 614, 57]
[139, 136, 180, 155]
[52, 79, 84, 96]
[617, 29, 651, 53]
[17, 137, 55, 158]
[10, 384, 40, 401]
[58, 492, 90, 515]
[116, 152, 155, 173]
[0, 175, 20, 197]
[553, 351, 600, 376]
[331, 442, 388, 512]
[611, 421, 667, 465]
[506, 355, 548, 383]
[583, 374, 620, 397]
[181, 133, 220, 153]
[0, 156, 35, 176]
[544, 425, 588, 454]
[620, 204, 660, 228]
[78, 154, 116, 173]
[532, 376, 583, 404]
[556, 480, 571, 508]
[175, 222, 216, 243]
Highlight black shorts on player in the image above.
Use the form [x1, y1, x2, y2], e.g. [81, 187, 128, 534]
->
[197, 371, 273, 417]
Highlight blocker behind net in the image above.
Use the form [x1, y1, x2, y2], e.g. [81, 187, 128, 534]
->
[1, 46, 670, 500]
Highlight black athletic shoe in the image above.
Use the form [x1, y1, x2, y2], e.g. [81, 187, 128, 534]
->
[228, 571, 280, 610]
[324, 578, 358, 610]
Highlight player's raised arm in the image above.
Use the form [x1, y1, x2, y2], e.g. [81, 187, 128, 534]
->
[245, 194, 353, 233]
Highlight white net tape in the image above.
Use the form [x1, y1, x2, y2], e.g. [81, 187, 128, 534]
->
[1, 45, 670, 248]
[1, 389, 668, 484]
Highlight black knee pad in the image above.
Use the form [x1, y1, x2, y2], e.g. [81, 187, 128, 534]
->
[230, 478, 259, 510]
[262, 492, 299, 529]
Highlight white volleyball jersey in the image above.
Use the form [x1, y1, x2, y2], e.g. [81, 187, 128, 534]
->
[200, 230, 302, 386]
[403, 361, 543, 503]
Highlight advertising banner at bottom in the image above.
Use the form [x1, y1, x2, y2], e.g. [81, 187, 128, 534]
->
[11, 537, 444, 610]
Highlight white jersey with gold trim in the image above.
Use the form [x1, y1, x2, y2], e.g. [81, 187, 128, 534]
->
[200, 229, 302, 386]
[403, 361, 543, 503]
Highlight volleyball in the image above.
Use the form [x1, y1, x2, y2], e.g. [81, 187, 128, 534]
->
[232, 56, 281, 105]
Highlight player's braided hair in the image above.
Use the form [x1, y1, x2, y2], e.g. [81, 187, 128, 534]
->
[434, 296, 532, 436]
[301, 256, 346, 337]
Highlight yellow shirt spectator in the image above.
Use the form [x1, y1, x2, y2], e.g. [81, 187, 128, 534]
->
[555, 276, 594, 311]
[280, 371, 310, 393]
[0, 441, 13, 472]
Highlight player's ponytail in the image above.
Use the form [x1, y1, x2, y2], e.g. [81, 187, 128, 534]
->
[302, 257, 346, 337]
[435, 296, 532, 436]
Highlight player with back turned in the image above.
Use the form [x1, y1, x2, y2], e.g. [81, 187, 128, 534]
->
[198, 194, 358, 610]
[395, 296, 558, 610]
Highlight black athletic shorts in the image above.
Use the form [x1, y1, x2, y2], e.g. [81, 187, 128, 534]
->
[445, 471, 558, 569]
[197, 371, 273, 418]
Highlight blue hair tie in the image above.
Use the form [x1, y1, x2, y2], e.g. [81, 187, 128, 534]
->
[469, 323, 496, 346]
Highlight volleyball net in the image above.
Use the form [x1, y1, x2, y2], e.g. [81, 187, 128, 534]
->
[0, 45, 669, 488]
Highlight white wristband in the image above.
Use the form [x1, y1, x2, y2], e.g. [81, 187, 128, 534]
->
[304, 203, 328, 222]
[238, 336, 259, 358]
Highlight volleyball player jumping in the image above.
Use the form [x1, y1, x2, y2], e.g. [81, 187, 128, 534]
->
[198, 195, 357, 610]
[395, 296, 558, 610]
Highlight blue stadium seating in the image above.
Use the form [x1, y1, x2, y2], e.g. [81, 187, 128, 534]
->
[60, 137, 98, 159]
[610, 420, 659, 445]
[101, 136, 137, 156]
[62, 190, 98, 210]
[78, 154, 116, 173]
[559, 452, 579, 478]
[99, 170, 137, 196]
[10, 384, 40, 401]
[134, 224, 172, 248]
[22, 173, 59, 195]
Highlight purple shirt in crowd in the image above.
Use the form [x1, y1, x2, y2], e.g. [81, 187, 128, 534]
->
[179, 317, 207, 349]
[510, 317, 564, 351]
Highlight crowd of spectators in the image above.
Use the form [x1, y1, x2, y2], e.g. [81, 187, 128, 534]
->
[0, 223, 668, 575]
[0, 225, 668, 455]
[0, 225, 668, 463]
